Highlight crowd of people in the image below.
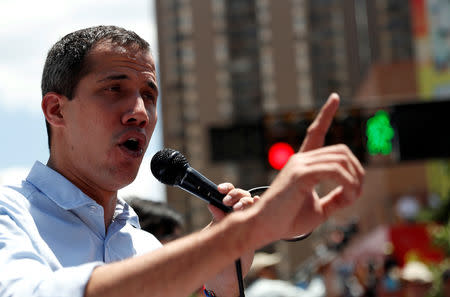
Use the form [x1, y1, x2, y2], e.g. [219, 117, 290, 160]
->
[129, 197, 449, 297]
[243, 250, 449, 297]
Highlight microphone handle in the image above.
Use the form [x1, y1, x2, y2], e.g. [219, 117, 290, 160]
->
[178, 167, 233, 213]
[178, 167, 245, 297]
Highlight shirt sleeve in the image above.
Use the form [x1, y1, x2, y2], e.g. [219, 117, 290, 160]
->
[0, 212, 103, 297]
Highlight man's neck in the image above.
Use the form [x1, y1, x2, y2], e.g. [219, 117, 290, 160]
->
[46, 157, 118, 230]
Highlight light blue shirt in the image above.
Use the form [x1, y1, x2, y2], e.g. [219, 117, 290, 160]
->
[0, 161, 162, 297]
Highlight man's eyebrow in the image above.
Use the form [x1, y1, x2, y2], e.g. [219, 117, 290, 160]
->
[97, 74, 129, 83]
[96, 74, 158, 93]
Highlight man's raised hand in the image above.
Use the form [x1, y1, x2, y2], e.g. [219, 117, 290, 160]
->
[255, 93, 365, 244]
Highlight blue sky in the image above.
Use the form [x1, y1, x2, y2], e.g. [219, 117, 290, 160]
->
[0, 0, 165, 201]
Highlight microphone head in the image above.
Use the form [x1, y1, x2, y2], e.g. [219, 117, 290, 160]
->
[151, 148, 190, 186]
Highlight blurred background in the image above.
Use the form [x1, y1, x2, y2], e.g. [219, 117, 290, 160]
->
[1, 0, 449, 296]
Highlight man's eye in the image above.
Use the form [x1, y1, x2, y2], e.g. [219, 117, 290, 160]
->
[106, 85, 120, 92]
[142, 92, 156, 102]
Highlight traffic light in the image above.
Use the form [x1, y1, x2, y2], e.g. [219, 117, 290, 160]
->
[262, 112, 309, 170]
[262, 100, 450, 167]
[391, 100, 450, 161]
[324, 109, 366, 164]
[208, 99, 450, 167]
[366, 110, 395, 155]
[262, 108, 367, 169]
[267, 142, 295, 170]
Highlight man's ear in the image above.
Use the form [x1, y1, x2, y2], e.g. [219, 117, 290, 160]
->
[42, 92, 66, 128]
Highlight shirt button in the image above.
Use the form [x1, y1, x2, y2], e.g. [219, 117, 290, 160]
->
[89, 205, 98, 212]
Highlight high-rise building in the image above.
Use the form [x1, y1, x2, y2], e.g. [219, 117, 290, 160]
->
[155, 0, 425, 278]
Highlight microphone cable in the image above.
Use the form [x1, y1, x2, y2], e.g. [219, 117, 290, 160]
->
[229, 186, 312, 297]
[218, 202, 245, 297]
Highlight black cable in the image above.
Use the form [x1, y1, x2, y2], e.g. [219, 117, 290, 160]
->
[220, 200, 246, 296]
[235, 259, 245, 297]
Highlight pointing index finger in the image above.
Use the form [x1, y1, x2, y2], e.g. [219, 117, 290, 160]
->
[300, 93, 340, 152]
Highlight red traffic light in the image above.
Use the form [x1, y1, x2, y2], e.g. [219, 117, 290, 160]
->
[268, 142, 295, 170]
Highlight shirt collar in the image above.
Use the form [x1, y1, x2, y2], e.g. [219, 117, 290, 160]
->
[115, 197, 140, 228]
[26, 161, 140, 227]
[27, 161, 96, 210]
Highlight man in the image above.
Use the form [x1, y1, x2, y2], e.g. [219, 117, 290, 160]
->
[0, 25, 364, 297]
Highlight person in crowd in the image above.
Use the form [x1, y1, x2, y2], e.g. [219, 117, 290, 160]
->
[442, 268, 450, 297]
[245, 252, 326, 297]
[127, 197, 184, 243]
[379, 250, 401, 296]
[400, 261, 433, 297]
[0, 25, 364, 297]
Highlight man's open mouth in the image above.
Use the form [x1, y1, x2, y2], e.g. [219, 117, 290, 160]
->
[119, 137, 144, 157]
[122, 138, 140, 151]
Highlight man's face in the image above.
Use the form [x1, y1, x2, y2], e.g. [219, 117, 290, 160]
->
[60, 41, 158, 193]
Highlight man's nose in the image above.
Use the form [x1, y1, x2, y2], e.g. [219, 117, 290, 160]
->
[121, 95, 149, 128]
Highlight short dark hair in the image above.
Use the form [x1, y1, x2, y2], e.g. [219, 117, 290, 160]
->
[41, 25, 151, 148]
[127, 197, 184, 242]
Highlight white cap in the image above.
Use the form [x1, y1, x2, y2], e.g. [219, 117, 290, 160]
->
[401, 261, 433, 283]
[248, 252, 282, 277]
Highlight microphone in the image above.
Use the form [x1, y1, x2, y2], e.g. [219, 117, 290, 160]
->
[151, 148, 245, 296]
[151, 148, 233, 213]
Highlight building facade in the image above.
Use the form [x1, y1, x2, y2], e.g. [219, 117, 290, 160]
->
[155, 0, 434, 279]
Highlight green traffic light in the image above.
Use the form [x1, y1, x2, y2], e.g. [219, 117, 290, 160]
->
[366, 110, 394, 155]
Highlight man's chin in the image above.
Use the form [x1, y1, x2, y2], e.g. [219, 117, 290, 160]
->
[119, 171, 140, 189]
[107, 166, 140, 190]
